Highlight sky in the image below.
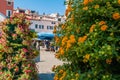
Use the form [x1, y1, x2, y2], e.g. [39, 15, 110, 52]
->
[14, 0, 66, 15]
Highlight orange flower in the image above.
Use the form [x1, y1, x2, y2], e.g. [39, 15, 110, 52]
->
[99, 21, 106, 26]
[78, 35, 87, 43]
[83, 0, 89, 5]
[55, 53, 60, 59]
[94, 5, 99, 9]
[55, 36, 59, 43]
[89, 24, 95, 32]
[112, 12, 120, 20]
[89, 0, 93, 2]
[101, 25, 108, 31]
[118, 0, 120, 4]
[83, 6, 88, 10]
[59, 70, 64, 74]
[106, 59, 112, 64]
[83, 0, 93, 5]
[59, 47, 64, 55]
[70, 35, 75, 39]
[66, 40, 72, 49]
[53, 29, 56, 33]
[69, 35, 76, 43]
[54, 75, 59, 80]
[62, 36, 68, 46]
[61, 24, 65, 29]
[65, 5, 72, 16]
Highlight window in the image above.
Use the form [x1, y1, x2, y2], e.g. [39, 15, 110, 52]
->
[50, 26, 53, 30]
[39, 25, 44, 29]
[39, 25, 41, 29]
[7, 1, 12, 6]
[6, 10, 12, 17]
[35, 24, 38, 28]
[47, 26, 50, 29]
[58, 18, 61, 21]
[42, 25, 44, 29]
[47, 26, 53, 30]
[51, 22, 56, 24]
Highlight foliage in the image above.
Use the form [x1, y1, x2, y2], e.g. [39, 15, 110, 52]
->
[0, 14, 39, 80]
[53, 0, 120, 79]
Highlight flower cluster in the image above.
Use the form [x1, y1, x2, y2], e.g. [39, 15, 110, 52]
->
[54, 0, 120, 79]
[0, 14, 39, 80]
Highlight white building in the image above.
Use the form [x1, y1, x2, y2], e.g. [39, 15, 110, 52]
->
[13, 8, 66, 34]
[30, 13, 65, 33]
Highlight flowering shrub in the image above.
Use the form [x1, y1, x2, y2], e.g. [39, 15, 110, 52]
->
[0, 14, 39, 80]
[53, 0, 120, 79]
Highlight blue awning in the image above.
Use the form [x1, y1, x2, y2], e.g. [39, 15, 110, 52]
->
[37, 32, 54, 40]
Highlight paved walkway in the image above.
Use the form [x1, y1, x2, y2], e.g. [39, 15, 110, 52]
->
[35, 47, 63, 80]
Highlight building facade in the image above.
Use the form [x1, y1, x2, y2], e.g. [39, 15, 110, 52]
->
[14, 8, 65, 33]
[30, 13, 65, 33]
[0, 0, 14, 17]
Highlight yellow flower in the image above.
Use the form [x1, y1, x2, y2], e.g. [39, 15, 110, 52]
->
[94, 5, 99, 9]
[75, 73, 79, 77]
[85, 54, 90, 60]
[83, 6, 88, 10]
[99, 21, 106, 26]
[112, 12, 120, 20]
[89, 24, 95, 32]
[106, 59, 112, 64]
[101, 25, 108, 31]
[118, 0, 120, 4]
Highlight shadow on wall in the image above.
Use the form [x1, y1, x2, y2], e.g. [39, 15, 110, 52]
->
[38, 73, 54, 80]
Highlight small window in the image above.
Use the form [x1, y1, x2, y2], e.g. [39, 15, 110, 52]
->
[7, 1, 12, 6]
[51, 22, 55, 24]
[50, 26, 53, 30]
[35, 24, 38, 28]
[58, 18, 61, 21]
[39, 25, 41, 29]
[42, 25, 44, 29]
[47, 26, 50, 29]
[6, 10, 12, 17]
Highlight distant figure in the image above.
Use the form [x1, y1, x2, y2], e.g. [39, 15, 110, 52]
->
[45, 40, 50, 51]
[36, 41, 40, 50]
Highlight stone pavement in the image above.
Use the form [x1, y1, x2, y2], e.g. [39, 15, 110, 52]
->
[35, 47, 63, 80]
